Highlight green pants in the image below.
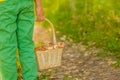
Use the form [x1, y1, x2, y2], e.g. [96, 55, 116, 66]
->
[0, 0, 38, 80]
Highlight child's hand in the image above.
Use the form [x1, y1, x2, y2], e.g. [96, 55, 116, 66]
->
[34, 0, 45, 21]
[36, 6, 45, 21]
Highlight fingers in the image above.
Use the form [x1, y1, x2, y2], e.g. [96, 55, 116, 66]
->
[35, 6, 45, 22]
[36, 16, 45, 22]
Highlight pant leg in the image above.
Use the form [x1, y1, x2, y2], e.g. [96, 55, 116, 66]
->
[0, 1, 18, 80]
[17, 0, 38, 80]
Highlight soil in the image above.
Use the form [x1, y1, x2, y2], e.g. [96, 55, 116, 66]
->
[39, 42, 120, 80]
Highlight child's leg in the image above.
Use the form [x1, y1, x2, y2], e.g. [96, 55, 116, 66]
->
[17, 0, 38, 80]
[0, 1, 18, 80]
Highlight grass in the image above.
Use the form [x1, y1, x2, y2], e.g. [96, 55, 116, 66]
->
[42, 0, 120, 66]
[37, 71, 51, 80]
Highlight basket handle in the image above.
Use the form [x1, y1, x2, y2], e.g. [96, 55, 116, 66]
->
[44, 18, 57, 45]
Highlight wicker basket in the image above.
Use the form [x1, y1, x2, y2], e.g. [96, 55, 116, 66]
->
[35, 18, 64, 70]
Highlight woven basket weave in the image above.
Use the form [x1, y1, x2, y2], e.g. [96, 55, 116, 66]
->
[35, 18, 64, 70]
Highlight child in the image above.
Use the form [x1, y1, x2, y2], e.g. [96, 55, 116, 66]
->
[0, 0, 44, 80]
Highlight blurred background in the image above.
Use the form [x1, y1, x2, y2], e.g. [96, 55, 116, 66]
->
[42, 0, 120, 63]
[34, 0, 120, 79]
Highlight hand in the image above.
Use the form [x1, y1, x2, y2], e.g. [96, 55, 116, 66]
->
[36, 6, 45, 21]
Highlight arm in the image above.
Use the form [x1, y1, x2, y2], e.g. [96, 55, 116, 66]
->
[34, 0, 45, 21]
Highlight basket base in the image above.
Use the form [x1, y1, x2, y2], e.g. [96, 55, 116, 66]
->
[36, 48, 63, 71]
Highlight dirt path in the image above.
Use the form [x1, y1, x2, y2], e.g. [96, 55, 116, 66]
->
[39, 42, 120, 80]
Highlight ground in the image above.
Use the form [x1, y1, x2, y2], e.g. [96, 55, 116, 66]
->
[38, 42, 120, 80]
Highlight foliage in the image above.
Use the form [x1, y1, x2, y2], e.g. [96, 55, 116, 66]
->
[42, 0, 120, 65]
[37, 73, 50, 80]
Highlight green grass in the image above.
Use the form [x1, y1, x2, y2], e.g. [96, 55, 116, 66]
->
[37, 72, 51, 80]
[42, 0, 120, 65]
